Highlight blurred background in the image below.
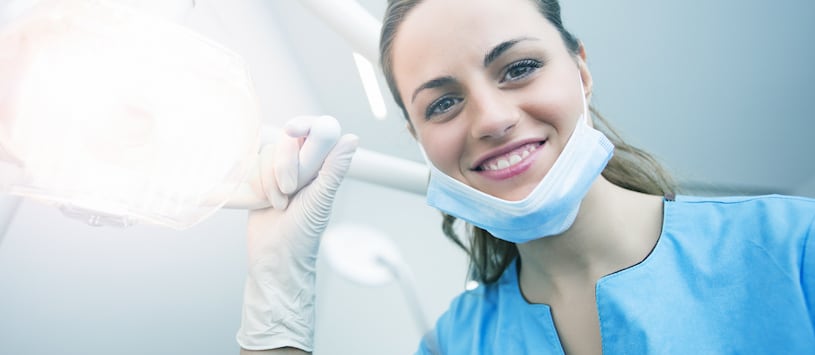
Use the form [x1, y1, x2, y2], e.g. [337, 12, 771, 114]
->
[0, 0, 813, 354]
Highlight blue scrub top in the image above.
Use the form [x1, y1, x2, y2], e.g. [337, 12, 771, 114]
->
[417, 195, 815, 354]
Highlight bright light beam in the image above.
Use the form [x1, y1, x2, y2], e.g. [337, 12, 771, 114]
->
[352, 52, 388, 120]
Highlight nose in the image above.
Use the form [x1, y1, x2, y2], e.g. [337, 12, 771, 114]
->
[469, 90, 520, 141]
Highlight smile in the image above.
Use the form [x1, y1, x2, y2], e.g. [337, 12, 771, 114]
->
[476, 142, 542, 171]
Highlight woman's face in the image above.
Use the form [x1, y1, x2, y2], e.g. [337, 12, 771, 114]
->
[391, 0, 592, 201]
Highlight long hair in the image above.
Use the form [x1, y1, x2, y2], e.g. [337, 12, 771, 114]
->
[380, 0, 678, 283]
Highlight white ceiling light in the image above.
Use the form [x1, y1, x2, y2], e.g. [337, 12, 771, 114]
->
[352, 52, 388, 120]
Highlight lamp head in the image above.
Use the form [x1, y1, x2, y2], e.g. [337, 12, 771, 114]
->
[0, 0, 261, 229]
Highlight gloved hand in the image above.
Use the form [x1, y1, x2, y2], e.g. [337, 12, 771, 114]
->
[236, 115, 358, 351]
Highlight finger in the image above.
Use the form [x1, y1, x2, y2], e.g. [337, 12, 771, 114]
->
[259, 143, 288, 209]
[282, 115, 323, 137]
[316, 133, 359, 186]
[295, 134, 359, 225]
[272, 132, 300, 195]
[285, 116, 341, 189]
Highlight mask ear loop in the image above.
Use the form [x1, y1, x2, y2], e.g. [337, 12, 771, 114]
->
[577, 71, 589, 127]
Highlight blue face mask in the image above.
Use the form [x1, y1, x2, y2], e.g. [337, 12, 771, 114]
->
[420, 75, 614, 243]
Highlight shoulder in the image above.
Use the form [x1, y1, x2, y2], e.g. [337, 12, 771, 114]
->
[661, 194, 815, 277]
[668, 194, 815, 239]
[673, 193, 815, 209]
[664, 194, 815, 332]
[672, 194, 815, 216]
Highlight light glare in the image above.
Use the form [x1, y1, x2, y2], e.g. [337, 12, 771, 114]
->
[0, 0, 261, 229]
[352, 52, 388, 120]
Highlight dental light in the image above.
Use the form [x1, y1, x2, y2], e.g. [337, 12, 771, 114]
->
[0, 0, 429, 235]
[0, 0, 261, 229]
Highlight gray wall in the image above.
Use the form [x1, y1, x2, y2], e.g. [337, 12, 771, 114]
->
[562, 0, 815, 196]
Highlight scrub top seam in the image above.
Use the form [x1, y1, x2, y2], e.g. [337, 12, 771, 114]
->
[596, 197, 672, 286]
[597, 196, 674, 353]
[507, 259, 565, 353]
[802, 213, 815, 271]
[801, 213, 815, 306]
[677, 194, 812, 205]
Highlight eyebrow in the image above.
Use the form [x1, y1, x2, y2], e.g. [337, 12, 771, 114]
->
[411, 76, 455, 103]
[410, 37, 539, 103]
[484, 37, 536, 67]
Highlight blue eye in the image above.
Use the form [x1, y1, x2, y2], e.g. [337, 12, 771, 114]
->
[425, 96, 462, 119]
[502, 59, 543, 82]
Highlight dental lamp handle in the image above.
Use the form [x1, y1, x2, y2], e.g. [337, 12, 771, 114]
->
[298, 0, 381, 63]
[225, 125, 428, 210]
[377, 256, 431, 335]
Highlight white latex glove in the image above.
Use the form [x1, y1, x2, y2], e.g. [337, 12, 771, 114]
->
[236, 115, 358, 351]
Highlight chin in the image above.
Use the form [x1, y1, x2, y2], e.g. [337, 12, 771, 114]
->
[492, 186, 536, 202]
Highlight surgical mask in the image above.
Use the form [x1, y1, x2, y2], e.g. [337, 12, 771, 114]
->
[421, 75, 614, 243]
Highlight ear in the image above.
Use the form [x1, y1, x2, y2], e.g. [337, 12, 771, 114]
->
[576, 42, 593, 101]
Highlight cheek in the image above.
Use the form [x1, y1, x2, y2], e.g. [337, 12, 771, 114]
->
[521, 82, 582, 134]
[416, 125, 465, 177]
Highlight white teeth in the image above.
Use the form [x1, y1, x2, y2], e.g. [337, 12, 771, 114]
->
[479, 143, 540, 171]
[509, 154, 522, 165]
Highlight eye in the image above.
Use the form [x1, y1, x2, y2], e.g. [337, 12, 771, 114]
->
[501, 59, 543, 82]
[425, 95, 462, 119]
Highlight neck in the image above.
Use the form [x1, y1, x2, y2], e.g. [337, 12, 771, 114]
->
[516, 177, 664, 302]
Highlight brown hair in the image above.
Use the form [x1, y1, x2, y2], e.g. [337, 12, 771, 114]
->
[380, 0, 678, 284]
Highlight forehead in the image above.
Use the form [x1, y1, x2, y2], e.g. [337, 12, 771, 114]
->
[391, 0, 562, 93]
[399, 0, 545, 34]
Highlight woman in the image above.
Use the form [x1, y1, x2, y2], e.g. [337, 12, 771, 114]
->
[380, 0, 814, 353]
[236, 0, 815, 353]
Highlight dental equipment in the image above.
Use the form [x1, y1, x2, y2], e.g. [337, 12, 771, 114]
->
[298, 0, 380, 63]
[257, 126, 428, 198]
[0, 196, 20, 246]
[0, 0, 428, 233]
[0, 0, 261, 229]
[322, 223, 430, 335]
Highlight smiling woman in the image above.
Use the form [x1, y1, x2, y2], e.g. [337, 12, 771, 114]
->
[381, 0, 675, 285]
[372, 0, 815, 354]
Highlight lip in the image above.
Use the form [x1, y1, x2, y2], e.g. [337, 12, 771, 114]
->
[470, 138, 546, 170]
[470, 139, 546, 180]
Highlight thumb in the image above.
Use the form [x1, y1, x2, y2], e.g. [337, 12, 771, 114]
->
[316, 133, 359, 188]
[293, 133, 358, 232]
